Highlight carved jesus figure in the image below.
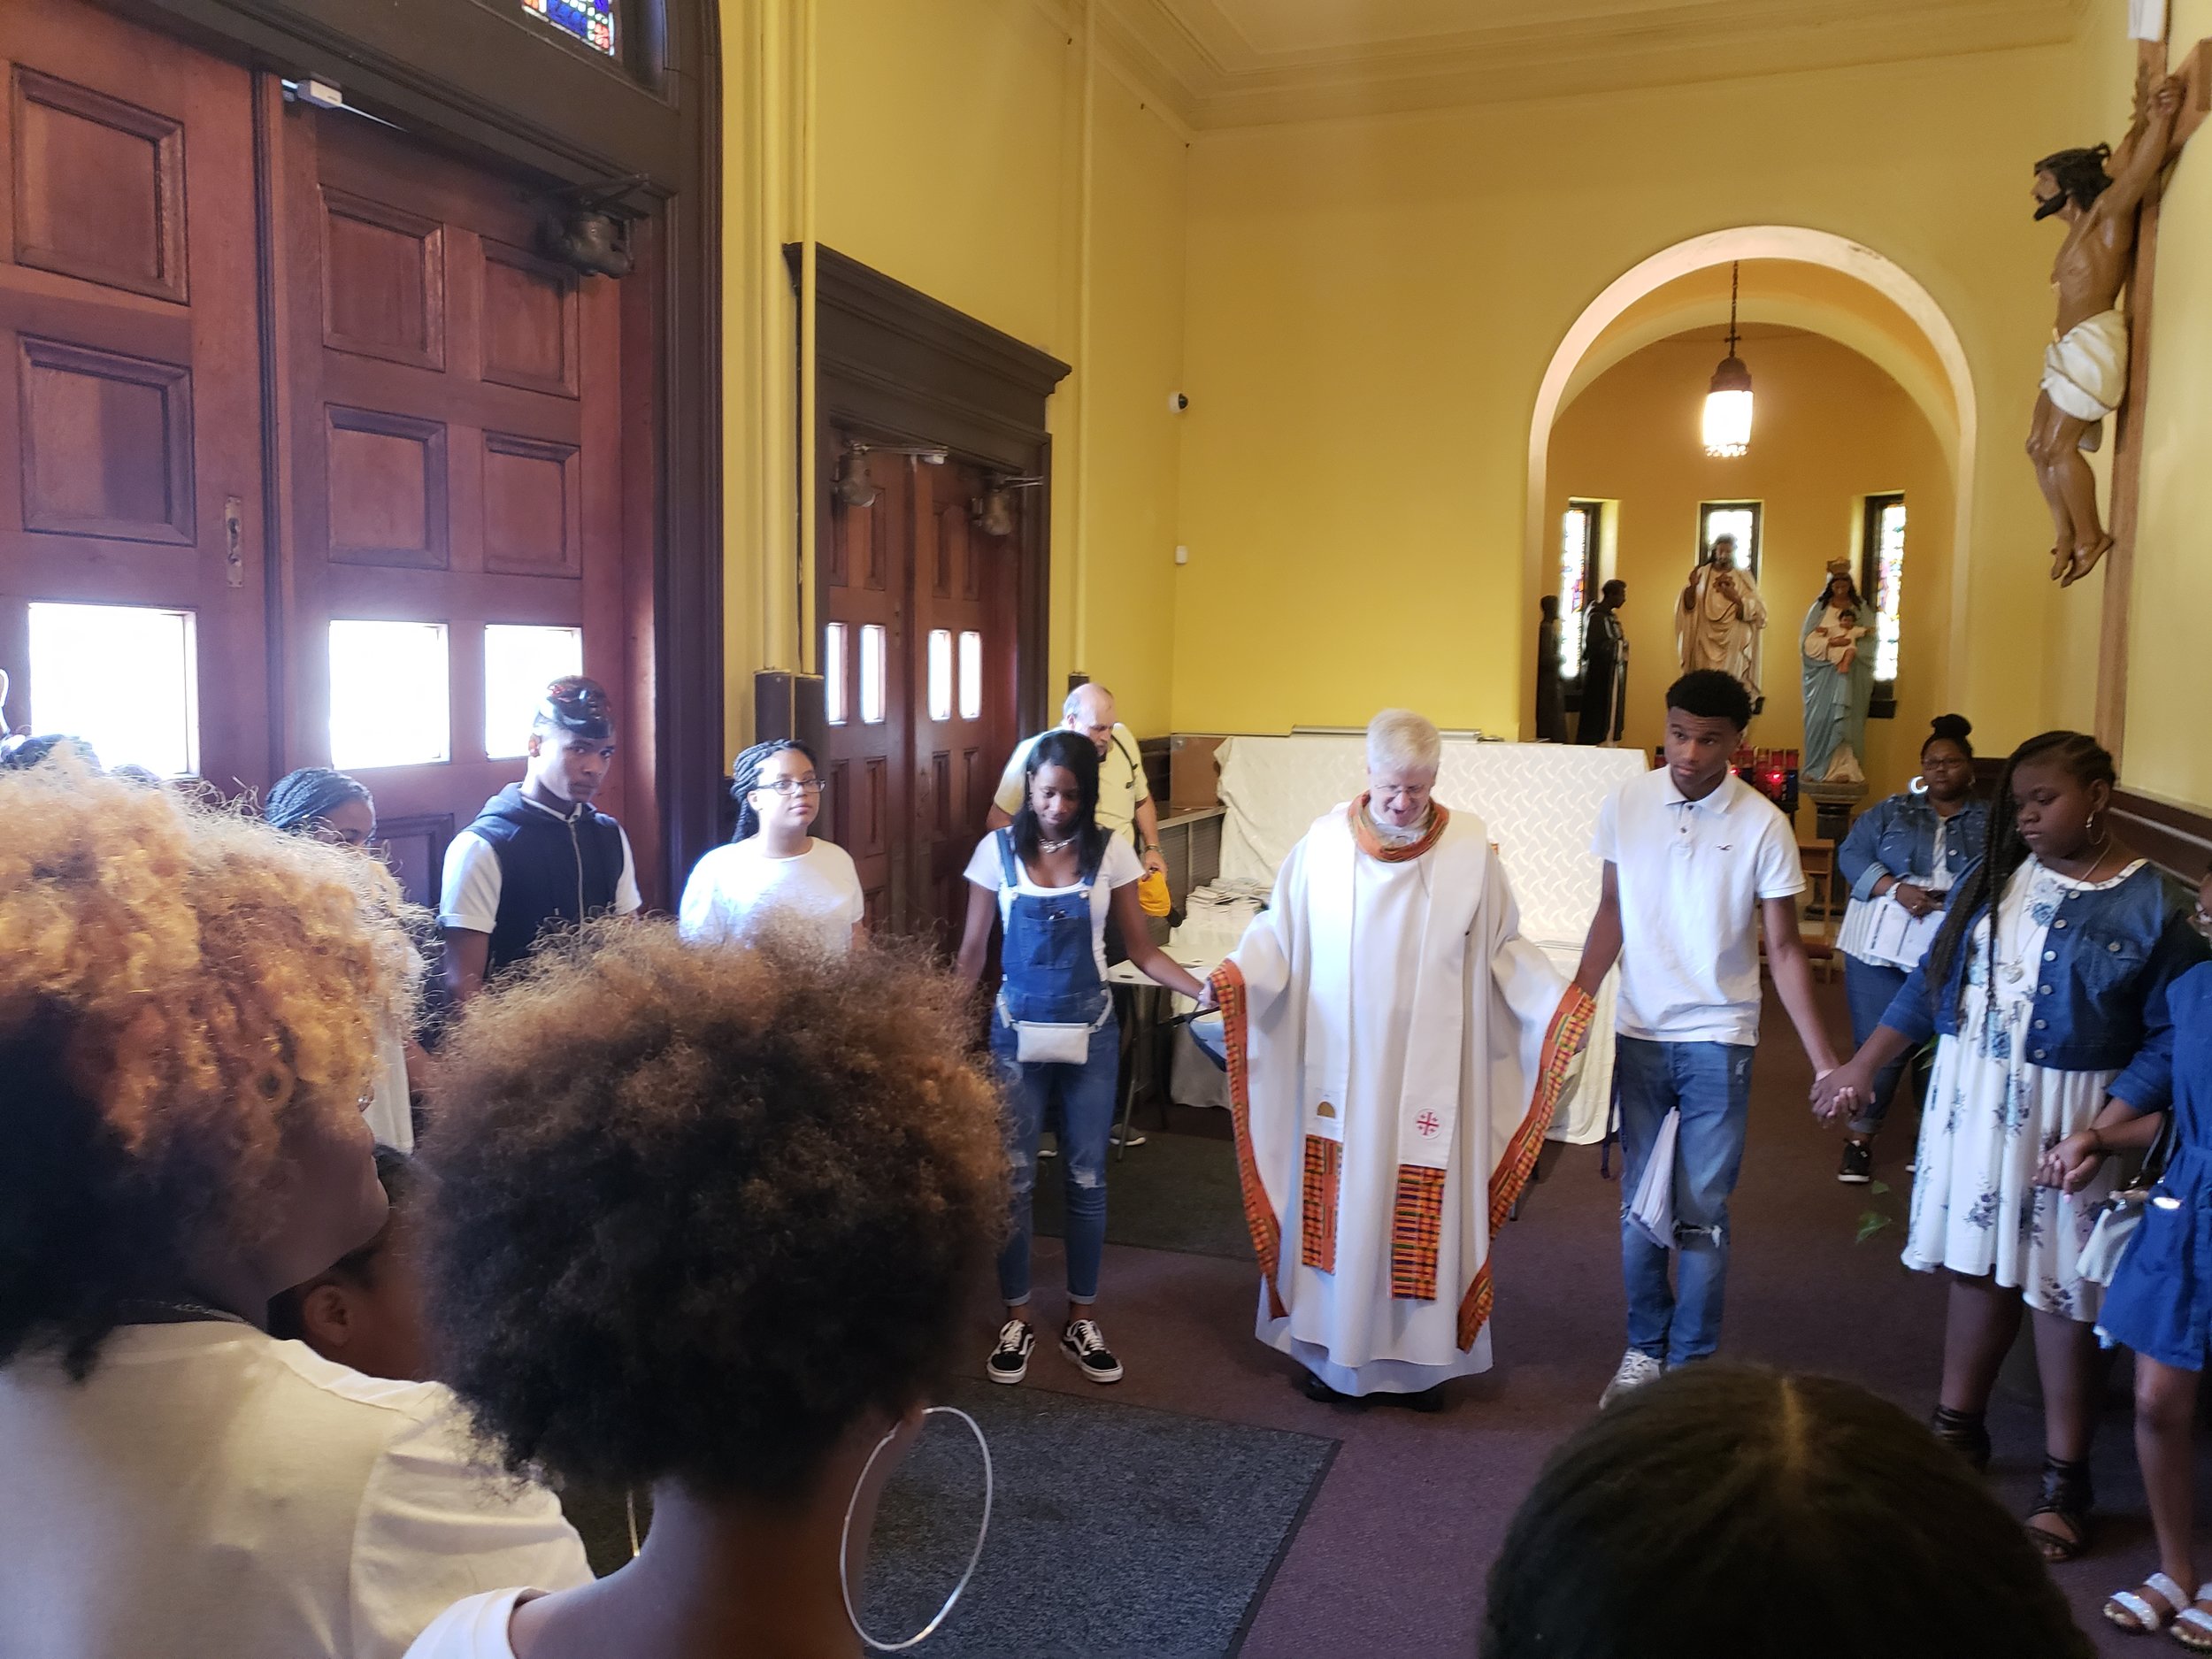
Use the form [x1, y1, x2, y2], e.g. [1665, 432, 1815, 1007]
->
[2031, 75, 2183, 588]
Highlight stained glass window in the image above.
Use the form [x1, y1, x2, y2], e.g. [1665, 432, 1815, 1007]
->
[523, 0, 617, 56]
[1697, 500, 1763, 580]
[1558, 501, 1601, 680]
[1862, 494, 1907, 685]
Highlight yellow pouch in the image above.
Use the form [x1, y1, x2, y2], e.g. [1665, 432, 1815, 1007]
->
[1137, 867, 1171, 918]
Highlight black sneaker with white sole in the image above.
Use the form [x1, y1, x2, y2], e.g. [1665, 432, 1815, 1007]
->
[1061, 1318, 1124, 1383]
[1839, 1140, 1874, 1185]
[987, 1318, 1034, 1385]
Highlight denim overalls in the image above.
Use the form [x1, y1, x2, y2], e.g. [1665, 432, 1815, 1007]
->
[989, 828, 1119, 1306]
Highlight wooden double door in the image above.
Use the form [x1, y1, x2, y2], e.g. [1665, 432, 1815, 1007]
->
[818, 434, 1021, 947]
[0, 0, 648, 904]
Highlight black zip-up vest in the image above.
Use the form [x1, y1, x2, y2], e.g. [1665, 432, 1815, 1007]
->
[464, 784, 625, 978]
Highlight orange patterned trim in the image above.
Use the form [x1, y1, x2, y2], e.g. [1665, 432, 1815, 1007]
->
[1300, 1135, 1340, 1271]
[1488, 985, 1596, 1231]
[1389, 1164, 1448, 1300]
[1456, 1263, 1494, 1350]
[1348, 795, 1452, 863]
[1210, 959, 1286, 1318]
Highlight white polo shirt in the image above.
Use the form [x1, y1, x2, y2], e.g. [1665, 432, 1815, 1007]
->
[1593, 767, 1805, 1047]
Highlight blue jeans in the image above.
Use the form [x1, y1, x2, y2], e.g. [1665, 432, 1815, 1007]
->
[1616, 1036, 1755, 1367]
[1842, 955, 1913, 1136]
[991, 1011, 1119, 1306]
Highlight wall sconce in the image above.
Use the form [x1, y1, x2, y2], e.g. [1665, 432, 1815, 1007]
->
[833, 444, 878, 509]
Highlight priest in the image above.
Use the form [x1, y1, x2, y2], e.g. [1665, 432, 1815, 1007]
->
[1206, 710, 1594, 1403]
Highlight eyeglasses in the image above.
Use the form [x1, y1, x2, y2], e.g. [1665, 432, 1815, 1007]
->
[1374, 784, 1432, 802]
[755, 777, 824, 796]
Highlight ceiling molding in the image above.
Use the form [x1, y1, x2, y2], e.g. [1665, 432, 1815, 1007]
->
[1102, 0, 2089, 129]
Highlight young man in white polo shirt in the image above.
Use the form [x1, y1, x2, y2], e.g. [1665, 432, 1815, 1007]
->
[1572, 670, 1844, 1407]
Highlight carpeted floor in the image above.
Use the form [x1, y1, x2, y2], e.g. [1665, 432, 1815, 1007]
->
[1032, 1130, 1254, 1262]
[982, 979, 2212, 1656]
[859, 1380, 1333, 1658]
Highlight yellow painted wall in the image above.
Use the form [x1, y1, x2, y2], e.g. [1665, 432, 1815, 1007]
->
[2101, 0, 2212, 809]
[1170, 44, 2093, 746]
[1547, 331, 1955, 811]
[757, 0, 1191, 740]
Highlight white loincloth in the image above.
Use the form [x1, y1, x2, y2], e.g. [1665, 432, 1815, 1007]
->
[2041, 309, 2128, 422]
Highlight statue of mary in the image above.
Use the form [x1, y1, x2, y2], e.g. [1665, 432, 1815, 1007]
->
[1800, 560, 1875, 785]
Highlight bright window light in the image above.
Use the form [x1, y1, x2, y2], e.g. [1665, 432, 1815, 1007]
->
[1872, 500, 1907, 684]
[859, 624, 886, 725]
[1558, 503, 1597, 680]
[483, 624, 582, 759]
[330, 620, 449, 769]
[824, 624, 848, 726]
[926, 629, 952, 721]
[27, 602, 198, 778]
[958, 631, 982, 720]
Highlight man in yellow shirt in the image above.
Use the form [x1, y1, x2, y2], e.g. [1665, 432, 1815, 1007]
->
[987, 683, 1165, 877]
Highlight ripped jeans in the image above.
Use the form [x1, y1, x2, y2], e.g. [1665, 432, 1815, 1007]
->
[1615, 1036, 1755, 1367]
[991, 1010, 1120, 1305]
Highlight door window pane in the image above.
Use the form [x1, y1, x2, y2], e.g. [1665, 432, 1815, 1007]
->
[926, 629, 953, 721]
[27, 601, 198, 778]
[330, 620, 449, 768]
[958, 631, 982, 720]
[859, 624, 886, 725]
[483, 625, 583, 759]
[824, 624, 848, 726]
[521, 0, 616, 55]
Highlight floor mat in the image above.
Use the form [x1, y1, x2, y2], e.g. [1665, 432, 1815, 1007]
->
[1033, 1130, 1254, 1262]
[859, 1380, 1335, 1659]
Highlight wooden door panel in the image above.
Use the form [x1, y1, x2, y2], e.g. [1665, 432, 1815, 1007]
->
[274, 103, 631, 898]
[819, 435, 908, 926]
[10, 67, 188, 303]
[0, 0, 266, 793]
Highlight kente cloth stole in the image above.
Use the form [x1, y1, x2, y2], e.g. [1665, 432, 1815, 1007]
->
[1210, 958, 1286, 1319]
[1300, 1135, 1340, 1271]
[1453, 983, 1598, 1350]
[1316, 803, 1463, 1302]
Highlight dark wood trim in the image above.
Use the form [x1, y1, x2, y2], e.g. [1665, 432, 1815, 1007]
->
[2112, 788, 2212, 884]
[792, 244, 1071, 735]
[99, 0, 724, 906]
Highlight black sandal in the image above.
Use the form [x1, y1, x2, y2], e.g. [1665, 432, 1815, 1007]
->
[1931, 1405, 1991, 1473]
[2025, 1455, 2095, 1563]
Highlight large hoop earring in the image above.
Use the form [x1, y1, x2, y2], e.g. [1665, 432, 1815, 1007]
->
[840, 1405, 994, 1653]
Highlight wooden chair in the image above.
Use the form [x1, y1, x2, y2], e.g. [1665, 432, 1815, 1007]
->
[1796, 840, 1840, 982]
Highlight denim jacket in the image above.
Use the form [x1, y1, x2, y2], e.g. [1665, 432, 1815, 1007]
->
[1879, 858, 2208, 1110]
[1837, 791, 1991, 901]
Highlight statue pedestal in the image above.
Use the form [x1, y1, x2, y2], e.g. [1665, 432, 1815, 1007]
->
[1802, 780, 1870, 845]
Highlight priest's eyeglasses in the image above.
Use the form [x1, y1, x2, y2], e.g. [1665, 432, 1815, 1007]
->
[1373, 783, 1432, 803]
[757, 777, 824, 796]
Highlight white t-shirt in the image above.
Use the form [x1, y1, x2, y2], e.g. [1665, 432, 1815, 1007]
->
[438, 795, 642, 934]
[403, 1586, 537, 1659]
[991, 722, 1150, 846]
[1592, 767, 1805, 1047]
[677, 836, 864, 956]
[963, 829, 1142, 981]
[0, 1324, 591, 1659]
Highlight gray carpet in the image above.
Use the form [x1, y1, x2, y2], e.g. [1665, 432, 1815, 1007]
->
[1033, 1130, 1255, 1263]
[859, 1380, 1335, 1659]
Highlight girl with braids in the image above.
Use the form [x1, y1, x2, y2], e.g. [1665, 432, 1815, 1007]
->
[1816, 732, 2207, 1564]
[679, 738, 864, 955]
[265, 767, 419, 1150]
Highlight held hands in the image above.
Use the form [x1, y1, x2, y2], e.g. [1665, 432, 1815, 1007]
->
[1810, 1064, 1865, 1123]
[2036, 1130, 2108, 1194]
[1891, 882, 1941, 921]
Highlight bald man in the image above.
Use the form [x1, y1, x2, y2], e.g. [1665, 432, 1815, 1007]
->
[987, 684, 1165, 877]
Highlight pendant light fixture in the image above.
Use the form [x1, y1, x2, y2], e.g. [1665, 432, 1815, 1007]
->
[1701, 262, 1754, 458]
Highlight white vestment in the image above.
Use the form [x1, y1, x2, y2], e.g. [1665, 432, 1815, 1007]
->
[1677, 565, 1767, 698]
[1217, 803, 1567, 1395]
[2042, 308, 2129, 423]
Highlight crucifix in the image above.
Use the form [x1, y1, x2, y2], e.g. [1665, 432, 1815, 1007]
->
[2079, 30, 2211, 751]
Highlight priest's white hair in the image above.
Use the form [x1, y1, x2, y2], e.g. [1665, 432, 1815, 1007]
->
[1366, 709, 1440, 775]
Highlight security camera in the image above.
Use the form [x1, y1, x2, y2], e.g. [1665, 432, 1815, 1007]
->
[1168, 391, 1189, 413]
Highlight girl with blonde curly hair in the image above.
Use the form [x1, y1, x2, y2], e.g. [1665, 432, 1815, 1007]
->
[0, 763, 589, 1659]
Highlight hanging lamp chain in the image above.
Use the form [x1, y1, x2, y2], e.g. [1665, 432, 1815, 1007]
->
[1726, 261, 1741, 359]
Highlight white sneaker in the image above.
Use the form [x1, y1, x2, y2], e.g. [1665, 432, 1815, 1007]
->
[1600, 1348, 1663, 1409]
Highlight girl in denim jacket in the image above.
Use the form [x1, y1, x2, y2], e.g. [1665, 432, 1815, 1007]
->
[1816, 732, 2206, 1563]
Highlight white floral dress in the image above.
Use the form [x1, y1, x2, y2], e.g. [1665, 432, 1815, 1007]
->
[1902, 858, 2140, 1321]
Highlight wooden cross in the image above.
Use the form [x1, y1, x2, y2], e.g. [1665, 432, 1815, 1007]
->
[2097, 33, 2211, 756]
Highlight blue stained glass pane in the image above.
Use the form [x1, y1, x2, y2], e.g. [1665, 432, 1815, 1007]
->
[522, 0, 616, 55]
